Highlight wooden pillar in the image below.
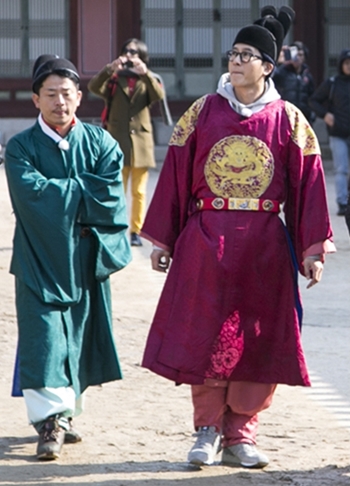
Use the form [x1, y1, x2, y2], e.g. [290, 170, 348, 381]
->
[70, 0, 141, 76]
[116, 0, 141, 53]
[293, 0, 325, 87]
[74, 0, 118, 78]
[68, 0, 142, 117]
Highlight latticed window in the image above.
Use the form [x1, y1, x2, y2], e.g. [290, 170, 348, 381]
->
[326, 0, 350, 75]
[0, 0, 69, 78]
[141, 0, 293, 99]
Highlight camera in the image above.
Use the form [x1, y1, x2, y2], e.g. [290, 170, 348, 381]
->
[122, 60, 134, 68]
[283, 46, 298, 61]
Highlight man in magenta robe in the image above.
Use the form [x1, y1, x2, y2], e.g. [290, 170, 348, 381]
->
[141, 6, 336, 468]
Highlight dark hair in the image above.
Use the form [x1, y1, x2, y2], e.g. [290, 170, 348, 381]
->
[120, 38, 149, 65]
[33, 70, 80, 95]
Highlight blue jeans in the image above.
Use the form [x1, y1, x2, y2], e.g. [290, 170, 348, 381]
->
[329, 136, 350, 206]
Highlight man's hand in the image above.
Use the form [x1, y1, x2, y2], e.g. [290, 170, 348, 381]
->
[108, 57, 148, 76]
[303, 256, 324, 289]
[150, 249, 171, 273]
[324, 112, 335, 127]
[108, 57, 124, 72]
[130, 58, 148, 75]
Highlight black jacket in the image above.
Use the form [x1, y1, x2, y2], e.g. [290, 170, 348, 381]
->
[309, 74, 350, 138]
[273, 63, 315, 122]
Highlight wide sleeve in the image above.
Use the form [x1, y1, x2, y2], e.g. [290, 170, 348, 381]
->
[283, 103, 335, 274]
[140, 146, 193, 253]
[5, 135, 83, 304]
[75, 128, 131, 279]
[141, 96, 207, 253]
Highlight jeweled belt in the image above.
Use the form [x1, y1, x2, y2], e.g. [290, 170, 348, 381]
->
[196, 197, 280, 213]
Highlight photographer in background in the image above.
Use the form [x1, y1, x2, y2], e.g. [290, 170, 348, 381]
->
[309, 49, 350, 217]
[88, 38, 165, 247]
[273, 41, 315, 123]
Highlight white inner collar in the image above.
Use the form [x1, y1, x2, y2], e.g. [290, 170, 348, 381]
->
[38, 113, 71, 150]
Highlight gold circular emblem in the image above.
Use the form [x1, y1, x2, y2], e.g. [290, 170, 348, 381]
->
[262, 199, 274, 211]
[212, 198, 225, 209]
[204, 135, 274, 198]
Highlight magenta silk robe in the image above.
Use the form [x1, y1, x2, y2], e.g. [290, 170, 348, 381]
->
[141, 94, 334, 387]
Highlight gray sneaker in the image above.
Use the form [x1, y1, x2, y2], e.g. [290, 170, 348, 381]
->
[187, 426, 221, 465]
[222, 443, 269, 468]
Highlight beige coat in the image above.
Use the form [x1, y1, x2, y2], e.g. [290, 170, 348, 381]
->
[88, 66, 164, 168]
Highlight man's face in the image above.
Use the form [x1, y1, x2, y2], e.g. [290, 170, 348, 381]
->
[342, 58, 350, 76]
[228, 43, 273, 89]
[32, 75, 82, 129]
[291, 49, 305, 68]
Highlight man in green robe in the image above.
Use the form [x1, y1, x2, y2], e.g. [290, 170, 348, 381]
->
[5, 55, 131, 460]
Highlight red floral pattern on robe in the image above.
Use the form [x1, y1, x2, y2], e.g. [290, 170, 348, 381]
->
[205, 311, 244, 380]
[140, 94, 334, 386]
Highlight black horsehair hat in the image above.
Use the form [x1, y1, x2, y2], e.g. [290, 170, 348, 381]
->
[32, 55, 80, 94]
[233, 5, 295, 64]
[32, 54, 59, 77]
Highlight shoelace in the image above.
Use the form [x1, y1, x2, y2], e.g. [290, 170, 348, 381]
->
[193, 428, 218, 446]
[42, 421, 61, 443]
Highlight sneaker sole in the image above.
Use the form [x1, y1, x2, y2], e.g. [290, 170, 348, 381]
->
[37, 451, 60, 461]
[222, 460, 268, 468]
[188, 452, 216, 466]
[189, 458, 213, 466]
[64, 434, 82, 444]
[222, 455, 268, 468]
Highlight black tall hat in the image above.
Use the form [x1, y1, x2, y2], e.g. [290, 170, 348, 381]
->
[233, 5, 295, 64]
[32, 56, 80, 93]
[32, 54, 59, 78]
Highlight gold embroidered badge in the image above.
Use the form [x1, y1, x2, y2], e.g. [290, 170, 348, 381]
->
[285, 101, 321, 156]
[204, 135, 274, 198]
[169, 95, 208, 147]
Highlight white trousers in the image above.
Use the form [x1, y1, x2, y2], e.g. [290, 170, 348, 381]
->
[22, 387, 84, 425]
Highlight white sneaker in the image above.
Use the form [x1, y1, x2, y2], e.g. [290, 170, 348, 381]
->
[187, 426, 221, 465]
[222, 443, 269, 468]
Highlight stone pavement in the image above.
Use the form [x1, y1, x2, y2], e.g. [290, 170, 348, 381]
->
[0, 164, 349, 485]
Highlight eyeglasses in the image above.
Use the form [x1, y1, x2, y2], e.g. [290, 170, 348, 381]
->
[123, 48, 138, 56]
[226, 49, 263, 63]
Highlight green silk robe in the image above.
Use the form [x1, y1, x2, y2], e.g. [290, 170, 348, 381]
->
[5, 119, 131, 395]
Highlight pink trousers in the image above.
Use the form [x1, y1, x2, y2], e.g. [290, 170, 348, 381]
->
[191, 380, 276, 447]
